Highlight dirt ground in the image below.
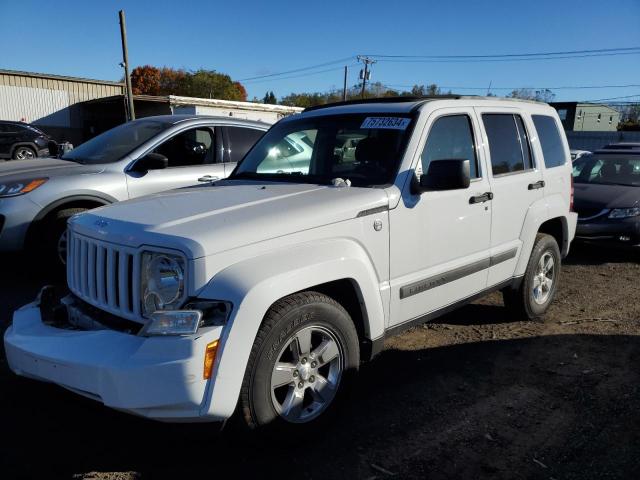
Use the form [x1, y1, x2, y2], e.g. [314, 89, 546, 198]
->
[1, 244, 639, 480]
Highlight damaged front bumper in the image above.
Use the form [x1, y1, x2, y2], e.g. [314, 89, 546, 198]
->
[4, 288, 226, 423]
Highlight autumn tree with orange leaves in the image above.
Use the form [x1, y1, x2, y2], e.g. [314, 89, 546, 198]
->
[130, 65, 247, 101]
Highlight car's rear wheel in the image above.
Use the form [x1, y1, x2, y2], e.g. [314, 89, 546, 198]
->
[240, 292, 359, 430]
[12, 146, 36, 160]
[503, 233, 561, 320]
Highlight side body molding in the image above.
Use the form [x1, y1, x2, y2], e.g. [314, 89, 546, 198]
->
[198, 239, 386, 419]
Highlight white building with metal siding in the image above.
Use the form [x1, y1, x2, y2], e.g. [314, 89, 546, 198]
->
[0, 69, 124, 143]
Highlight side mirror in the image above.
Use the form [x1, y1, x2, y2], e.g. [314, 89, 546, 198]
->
[413, 159, 471, 193]
[133, 153, 168, 172]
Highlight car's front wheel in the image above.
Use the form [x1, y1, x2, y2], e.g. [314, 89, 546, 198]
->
[12, 146, 36, 160]
[240, 292, 359, 429]
[44, 207, 87, 269]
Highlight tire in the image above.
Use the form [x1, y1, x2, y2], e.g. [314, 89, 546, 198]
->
[43, 208, 87, 270]
[12, 146, 36, 160]
[503, 233, 561, 320]
[240, 291, 360, 430]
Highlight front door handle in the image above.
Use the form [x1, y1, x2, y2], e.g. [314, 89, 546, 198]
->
[469, 192, 493, 204]
[198, 175, 220, 183]
[528, 180, 545, 190]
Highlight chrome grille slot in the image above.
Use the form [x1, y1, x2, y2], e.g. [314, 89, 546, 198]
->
[67, 230, 140, 321]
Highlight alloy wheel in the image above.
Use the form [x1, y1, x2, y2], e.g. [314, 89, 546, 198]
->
[15, 147, 35, 160]
[532, 251, 555, 305]
[270, 325, 343, 423]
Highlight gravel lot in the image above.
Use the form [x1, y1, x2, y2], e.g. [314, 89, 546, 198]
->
[1, 244, 639, 479]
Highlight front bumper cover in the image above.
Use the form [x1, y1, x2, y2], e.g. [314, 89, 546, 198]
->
[576, 217, 640, 247]
[4, 290, 225, 422]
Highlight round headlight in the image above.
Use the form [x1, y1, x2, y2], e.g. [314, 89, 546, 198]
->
[143, 254, 184, 314]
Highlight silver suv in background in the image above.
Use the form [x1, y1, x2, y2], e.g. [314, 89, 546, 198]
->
[0, 115, 268, 265]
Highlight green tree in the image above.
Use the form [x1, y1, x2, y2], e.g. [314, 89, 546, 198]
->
[618, 105, 640, 130]
[263, 91, 277, 104]
[187, 69, 247, 101]
[508, 88, 555, 103]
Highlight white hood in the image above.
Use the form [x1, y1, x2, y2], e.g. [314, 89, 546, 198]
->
[70, 182, 389, 258]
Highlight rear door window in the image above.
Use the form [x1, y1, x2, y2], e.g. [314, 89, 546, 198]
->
[482, 114, 533, 175]
[532, 115, 566, 168]
[226, 127, 264, 163]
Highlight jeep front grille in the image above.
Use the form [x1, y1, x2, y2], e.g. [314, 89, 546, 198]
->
[66, 230, 141, 321]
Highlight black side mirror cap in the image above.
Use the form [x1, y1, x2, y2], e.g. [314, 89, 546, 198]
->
[413, 159, 471, 194]
[133, 153, 168, 172]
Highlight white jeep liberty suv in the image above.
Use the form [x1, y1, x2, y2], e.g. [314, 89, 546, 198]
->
[5, 97, 577, 428]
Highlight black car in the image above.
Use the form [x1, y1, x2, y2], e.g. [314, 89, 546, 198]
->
[573, 149, 640, 247]
[0, 120, 52, 160]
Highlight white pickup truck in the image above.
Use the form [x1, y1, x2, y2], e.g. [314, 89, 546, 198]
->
[5, 96, 577, 429]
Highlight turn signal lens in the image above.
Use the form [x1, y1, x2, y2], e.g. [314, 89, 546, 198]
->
[22, 178, 48, 193]
[203, 340, 219, 379]
[0, 177, 48, 197]
[569, 174, 574, 212]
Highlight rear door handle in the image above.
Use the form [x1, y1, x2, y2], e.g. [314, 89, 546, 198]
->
[469, 192, 493, 204]
[528, 180, 545, 190]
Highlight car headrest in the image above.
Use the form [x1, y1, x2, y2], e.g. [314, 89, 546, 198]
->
[355, 137, 391, 165]
[619, 162, 634, 176]
[600, 162, 617, 178]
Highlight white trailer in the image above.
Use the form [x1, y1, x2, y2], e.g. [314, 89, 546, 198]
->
[169, 95, 302, 124]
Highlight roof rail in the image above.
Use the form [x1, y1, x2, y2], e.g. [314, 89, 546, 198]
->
[303, 95, 463, 112]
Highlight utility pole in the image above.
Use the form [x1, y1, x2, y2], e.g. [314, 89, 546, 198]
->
[342, 66, 348, 101]
[357, 56, 376, 99]
[119, 10, 135, 121]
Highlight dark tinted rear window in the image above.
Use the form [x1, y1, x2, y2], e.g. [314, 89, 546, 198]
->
[227, 127, 264, 163]
[533, 115, 566, 168]
[483, 114, 533, 175]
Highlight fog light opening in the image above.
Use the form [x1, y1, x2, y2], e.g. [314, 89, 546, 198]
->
[203, 340, 219, 380]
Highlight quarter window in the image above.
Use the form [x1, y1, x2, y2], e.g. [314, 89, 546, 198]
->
[421, 115, 479, 179]
[532, 115, 566, 169]
[482, 114, 533, 175]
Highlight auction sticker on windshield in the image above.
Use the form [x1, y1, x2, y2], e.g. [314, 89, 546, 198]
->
[361, 117, 411, 130]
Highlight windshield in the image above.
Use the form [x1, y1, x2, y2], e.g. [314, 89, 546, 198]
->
[62, 119, 171, 164]
[230, 113, 415, 187]
[573, 154, 640, 187]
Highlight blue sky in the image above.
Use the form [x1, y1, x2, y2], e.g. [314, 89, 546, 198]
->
[1, 0, 639, 102]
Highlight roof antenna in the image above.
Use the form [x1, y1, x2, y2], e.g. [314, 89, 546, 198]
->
[487, 80, 492, 96]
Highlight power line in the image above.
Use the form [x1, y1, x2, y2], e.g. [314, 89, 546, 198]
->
[384, 83, 640, 91]
[364, 46, 640, 59]
[238, 56, 355, 82]
[373, 51, 640, 64]
[242, 63, 359, 84]
[579, 94, 640, 102]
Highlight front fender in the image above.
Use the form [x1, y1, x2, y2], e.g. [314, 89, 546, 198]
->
[198, 238, 385, 419]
